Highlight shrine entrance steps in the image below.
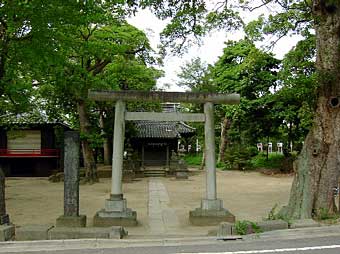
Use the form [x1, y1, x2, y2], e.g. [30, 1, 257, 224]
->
[144, 166, 166, 177]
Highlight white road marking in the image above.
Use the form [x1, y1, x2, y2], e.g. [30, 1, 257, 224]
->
[176, 244, 340, 254]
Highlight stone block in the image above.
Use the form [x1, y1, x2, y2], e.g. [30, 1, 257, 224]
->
[93, 209, 137, 227]
[15, 224, 54, 241]
[217, 222, 234, 237]
[49, 226, 126, 240]
[201, 199, 223, 210]
[0, 224, 15, 241]
[257, 220, 289, 232]
[175, 171, 188, 179]
[105, 199, 127, 212]
[290, 219, 320, 229]
[189, 208, 235, 226]
[56, 215, 87, 228]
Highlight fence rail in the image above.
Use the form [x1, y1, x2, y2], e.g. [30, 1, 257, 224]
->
[0, 149, 60, 157]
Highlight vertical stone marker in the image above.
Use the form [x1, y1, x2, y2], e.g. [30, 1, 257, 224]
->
[56, 131, 86, 227]
[93, 100, 137, 227]
[0, 166, 15, 241]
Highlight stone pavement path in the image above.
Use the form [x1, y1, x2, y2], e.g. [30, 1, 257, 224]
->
[148, 178, 180, 235]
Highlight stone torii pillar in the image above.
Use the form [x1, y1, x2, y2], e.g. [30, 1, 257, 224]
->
[93, 100, 137, 226]
[89, 90, 239, 226]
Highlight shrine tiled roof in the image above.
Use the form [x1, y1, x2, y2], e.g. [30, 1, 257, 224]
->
[133, 121, 195, 139]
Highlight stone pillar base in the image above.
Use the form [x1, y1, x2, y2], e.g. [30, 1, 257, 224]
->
[189, 199, 235, 226]
[56, 215, 87, 228]
[93, 198, 137, 227]
[93, 209, 137, 227]
[0, 224, 15, 241]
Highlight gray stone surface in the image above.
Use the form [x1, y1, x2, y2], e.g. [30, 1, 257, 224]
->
[148, 179, 180, 234]
[290, 219, 320, 229]
[217, 222, 234, 237]
[176, 159, 189, 179]
[63, 131, 81, 217]
[89, 90, 240, 104]
[125, 112, 205, 122]
[56, 215, 87, 228]
[93, 210, 137, 227]
[201, 199, 223, 210]
[48, 226, 126, 240]
[105, 199, 127, 212]
[15, 224, 54, 241]
[111, 100, 125, 196]
[257, 220, 289, 232]
[175, 171, 188, 179]
[204, 102, 217, 200]
[0, 224, 15, 241]
[189, 208, 235, 226]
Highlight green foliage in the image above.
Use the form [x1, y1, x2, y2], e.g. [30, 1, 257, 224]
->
[183, 153, 202, 166]
[224, 145, 258, 170]
[235, 220, 262, 235]
[251, 153, 285, 169]
[316, 208, 340, 221]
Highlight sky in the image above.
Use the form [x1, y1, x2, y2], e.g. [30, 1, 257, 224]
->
[128, 7, 302, 92]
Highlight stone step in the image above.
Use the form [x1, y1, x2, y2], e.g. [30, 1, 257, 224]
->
[144, 170, 166, 177]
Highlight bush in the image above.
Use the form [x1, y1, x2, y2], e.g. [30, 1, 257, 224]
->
[234, 220, 262, 235]
[224, 145, 258, 170]
[183, 153, 202, 166]
[251, 153, 295, 173]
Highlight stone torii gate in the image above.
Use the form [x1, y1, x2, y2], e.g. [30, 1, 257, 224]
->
[89, 90, 240, 226]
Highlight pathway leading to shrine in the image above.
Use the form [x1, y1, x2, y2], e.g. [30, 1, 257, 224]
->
[148, 178, 180, 235]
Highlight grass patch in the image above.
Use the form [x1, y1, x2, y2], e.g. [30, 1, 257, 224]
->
[251, 153, 285, 169]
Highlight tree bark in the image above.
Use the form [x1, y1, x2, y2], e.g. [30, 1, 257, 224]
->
[77, 100, 98, 183]
[218, 117, 231, 164]
[99, 111, 111, 165]
[282, 3, 340, 219]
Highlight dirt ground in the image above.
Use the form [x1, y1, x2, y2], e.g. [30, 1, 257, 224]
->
[5, 169, 293, 236]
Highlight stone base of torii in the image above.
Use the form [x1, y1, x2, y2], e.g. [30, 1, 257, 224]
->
[89, 90, 239, 227]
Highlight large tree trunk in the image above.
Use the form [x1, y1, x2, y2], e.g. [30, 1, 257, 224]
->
[77, 100, 98, 183]
[282, 3, 340, 219]
[99, 111, 111, 165]
[218, 117, 231, 164]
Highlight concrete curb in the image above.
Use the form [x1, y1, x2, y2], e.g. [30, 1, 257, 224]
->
[2, 225, 340, 253]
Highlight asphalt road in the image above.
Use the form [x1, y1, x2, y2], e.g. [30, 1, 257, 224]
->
[5, 235, 340, 254]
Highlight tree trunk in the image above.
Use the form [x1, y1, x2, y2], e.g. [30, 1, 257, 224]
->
[282, 3, 340, 219]
[218, 117, 231, 164]
[77, 100, 98, 183]
[99, 111, 111, 165]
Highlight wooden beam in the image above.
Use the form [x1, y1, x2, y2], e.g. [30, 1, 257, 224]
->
[88, 90, 240, 104]
[125, 112, 205, 122]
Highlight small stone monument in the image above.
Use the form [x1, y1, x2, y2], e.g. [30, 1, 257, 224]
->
[168, 150, 179, 175]
[0, 167, 15, 241]
[176, 159, 189, 179]
[56, 131, 86, 227]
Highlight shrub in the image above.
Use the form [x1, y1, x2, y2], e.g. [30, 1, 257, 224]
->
[224, 145, 258, 170]
[234, 220, 262, 235]
[183, 153, 202, 166]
